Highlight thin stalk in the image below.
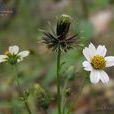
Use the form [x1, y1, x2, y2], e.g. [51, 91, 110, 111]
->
[80, 0, 89, 19]
[56, 48, 62, 114]
[61, 79, 69, 114]
[13, 65, 32, 114]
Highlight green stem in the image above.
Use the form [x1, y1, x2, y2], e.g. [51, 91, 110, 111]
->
[61, 79, 69, 114]
[80, 0, 89, 19]
[56, 48, 61, 114]
[13, 65, 32, 114]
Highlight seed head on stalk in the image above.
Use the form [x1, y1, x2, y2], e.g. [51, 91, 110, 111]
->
[42, 14, 79, 52]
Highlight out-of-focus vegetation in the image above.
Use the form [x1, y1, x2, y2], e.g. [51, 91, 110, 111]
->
[0, 0, 114, 114]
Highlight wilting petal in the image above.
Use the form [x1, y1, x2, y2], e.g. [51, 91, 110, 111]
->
[97, 45, 107, 57]
[105, 56, 114, 67]
[0, 55, 7, 63]
[99, 70, 109, 84]
[18, 51, 29, 58]
[9, 45, 19, 54]
[90, 70, 100, 84]
[82, 61, 93, 71]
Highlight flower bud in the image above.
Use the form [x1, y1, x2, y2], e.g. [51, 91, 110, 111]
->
[32, 84, 45, 95]
[64, 88, 71, 97]
[24, 90, 30, 98]
[56, 14, 72, 37]
[32, 84, 51, 110]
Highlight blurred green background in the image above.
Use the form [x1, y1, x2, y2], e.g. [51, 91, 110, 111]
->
[0, 0, 114, 114]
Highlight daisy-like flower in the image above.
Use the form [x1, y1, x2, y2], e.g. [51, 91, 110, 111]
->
[82, 43, 114, 84]
[0, 45, 29, 65]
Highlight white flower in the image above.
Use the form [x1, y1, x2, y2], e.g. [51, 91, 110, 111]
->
[0, 45, 29, 65]
[82, 43, 114, 84]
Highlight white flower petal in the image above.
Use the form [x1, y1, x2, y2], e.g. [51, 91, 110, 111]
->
[82, 61, 93, 71]
[88, 43, 96, 56]
[83, 47, 93, 62]
[90, 70, 100, 84]
[18, 51, 29, 58]
[105, 56, 114, 67]
[97, 45, 107, 57]
[9, 45, 19, 54]
[83, 43, 96, 62]
[83, 47, 90, 61]
[99, 70, 109, 84]
[0, 55, 7, 63]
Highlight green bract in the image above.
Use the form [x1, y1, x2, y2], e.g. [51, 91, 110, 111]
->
[6, 53, 20, 65]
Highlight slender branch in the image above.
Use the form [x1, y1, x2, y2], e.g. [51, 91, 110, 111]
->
[61, 79, 69, 114]
[56, 48, 62, 114]
[13, 65, 32, 114]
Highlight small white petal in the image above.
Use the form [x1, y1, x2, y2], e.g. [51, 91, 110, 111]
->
[0, 55, 7, 63]
[90, 70, 100, 84]
[82, 61, 93, 71]
[105, 56, 114, 67]
[88, 43, 96, 56]
[18, 51, 29, 58]
[97, 45, 107, 57]
[83, 43, 96, 62]
[99, 70, 109, 84]
[84, 67, 91, 71]
[83, 48, 91, 62]
[9, 45, 19, 54]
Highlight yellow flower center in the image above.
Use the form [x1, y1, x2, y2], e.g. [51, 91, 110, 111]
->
[4, 51, 10, 55]
[91, 55, 106, 69]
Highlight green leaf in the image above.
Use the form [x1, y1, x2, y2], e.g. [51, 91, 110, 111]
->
[79, 20, 94, 40]
[89, 0, 109, 11]
[43, 63, 56, 85]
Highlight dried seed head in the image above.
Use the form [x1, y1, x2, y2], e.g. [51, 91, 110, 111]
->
[42, 14, 79, 52]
